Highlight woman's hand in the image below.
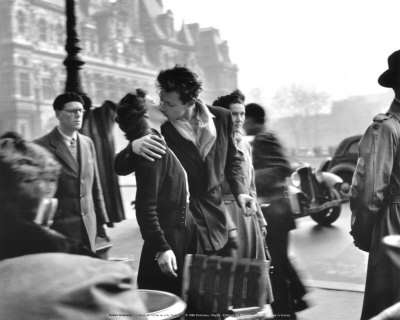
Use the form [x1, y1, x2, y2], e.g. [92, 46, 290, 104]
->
[156, 250, 178, 277]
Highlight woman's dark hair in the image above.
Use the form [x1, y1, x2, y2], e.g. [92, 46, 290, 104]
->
[157, 65, 202, 104]
[116, 89, 149, 141]
[212, 89, 245, 110]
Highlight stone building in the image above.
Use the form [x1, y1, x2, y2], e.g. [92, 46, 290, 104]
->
[0, 0, 238, 139]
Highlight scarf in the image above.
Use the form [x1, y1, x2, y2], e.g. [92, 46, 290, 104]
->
[171, 100, 216, 160]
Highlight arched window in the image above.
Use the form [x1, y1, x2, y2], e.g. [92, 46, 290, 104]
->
[56, 24, 64, 45]
[16, 10, 26, 35]
[38, 19, 47, 42]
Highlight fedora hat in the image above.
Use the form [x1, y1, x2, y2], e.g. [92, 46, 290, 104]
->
[378, 50, 400, 88]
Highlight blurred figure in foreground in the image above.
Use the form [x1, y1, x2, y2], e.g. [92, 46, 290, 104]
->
[244, 103, 307, 319]
[0, 253, 147, 320]
[350, 50, 400, 319]
[212, 90, 268, 260]
[116, 90, 189, 295]
[35, 92, 109, 252]
[0, 134, 97, 260]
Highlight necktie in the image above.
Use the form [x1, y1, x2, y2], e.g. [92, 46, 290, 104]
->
[69, 137, 78, 162]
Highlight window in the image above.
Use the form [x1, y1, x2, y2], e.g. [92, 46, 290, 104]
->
[42, 78, 52, 100]
[59, 80, 65, 92]
[347, 141, 359, 154]
[56, 24, 64, 45]
[19, 72, 30, 97]
[38, 19, 47, 42]
[94, 77, 105, 103]
[17, 10, 26, 35]
[106, 79, 117, 101]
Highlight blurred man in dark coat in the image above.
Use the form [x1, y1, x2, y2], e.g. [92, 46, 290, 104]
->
[35, 92, 109, 252]
[81, 100, 125, 224]
[244, 102, 307, 319]
[350, 50, 400, 320]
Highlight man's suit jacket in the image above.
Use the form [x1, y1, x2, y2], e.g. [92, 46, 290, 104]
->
[114, 104, 246, 252]
[35, 127, 108, 251]
[160, 106, 246, 251]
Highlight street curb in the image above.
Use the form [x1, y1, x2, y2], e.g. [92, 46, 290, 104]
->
[304, 279, 364, 292]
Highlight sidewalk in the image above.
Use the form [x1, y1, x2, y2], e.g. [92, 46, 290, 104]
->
[108, 218, 364, 320]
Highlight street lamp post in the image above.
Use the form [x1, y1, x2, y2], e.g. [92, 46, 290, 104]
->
[64, 0, 92, 109]
[63, 0, 111, 258]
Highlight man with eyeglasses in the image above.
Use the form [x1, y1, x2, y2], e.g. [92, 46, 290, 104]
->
[35, 92, 109, 253]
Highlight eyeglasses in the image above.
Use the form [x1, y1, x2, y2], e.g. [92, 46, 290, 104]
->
[62, 108, 85, 115]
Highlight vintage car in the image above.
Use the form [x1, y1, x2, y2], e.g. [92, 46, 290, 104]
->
[286, 163, 346, 226]
[319, 134, 362, 186]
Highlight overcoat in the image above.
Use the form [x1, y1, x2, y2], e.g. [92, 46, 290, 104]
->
[252, 130, 305, 317]
[81, 101, 125, 223]
[160, 105, 246, 252]
[221, 138, 267, 260]
[35, 127, 109, 251]
[350, 99, 400, 319]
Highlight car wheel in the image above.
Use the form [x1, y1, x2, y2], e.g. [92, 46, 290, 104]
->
[337, 171, 353, 185]
[310, 189, 342, 226]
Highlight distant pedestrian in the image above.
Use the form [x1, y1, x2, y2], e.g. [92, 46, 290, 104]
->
[212, 90, 268, 260]
[244, 102, 307, 319]
[35, 92, 109, 252]
[350, 49, 400, 319]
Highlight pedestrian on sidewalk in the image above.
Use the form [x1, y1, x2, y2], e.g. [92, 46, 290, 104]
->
[350, 49, 400, 319]
[244, 102, 307, 319]
[35, 92, 109, 252]
[115, 89, 189, 295]
[212, 90, 268, 260]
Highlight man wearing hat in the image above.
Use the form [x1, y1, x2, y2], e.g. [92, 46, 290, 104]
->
[349, 50, 400, 319]
[35, 92, 109, 253]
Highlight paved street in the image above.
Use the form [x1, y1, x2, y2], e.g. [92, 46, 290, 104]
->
[290, 203, 368, 291]
[291, 203, 367, 319]
[108, 187, 367, 319]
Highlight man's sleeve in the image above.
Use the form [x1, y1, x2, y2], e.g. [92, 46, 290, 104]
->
[114, 143, 138, 176]
[349, 120, 396, 218]
[135, 160, 171, 255]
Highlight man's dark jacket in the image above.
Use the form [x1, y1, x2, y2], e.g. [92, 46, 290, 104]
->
[81, 101, 125, 223]
[115, 104, 246, 251]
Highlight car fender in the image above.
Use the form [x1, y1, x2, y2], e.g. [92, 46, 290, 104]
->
[322, 172, 343, 188]
[319, 157, 332, 171]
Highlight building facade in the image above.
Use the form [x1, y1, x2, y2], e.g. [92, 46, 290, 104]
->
[0, 0, 238, 139]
